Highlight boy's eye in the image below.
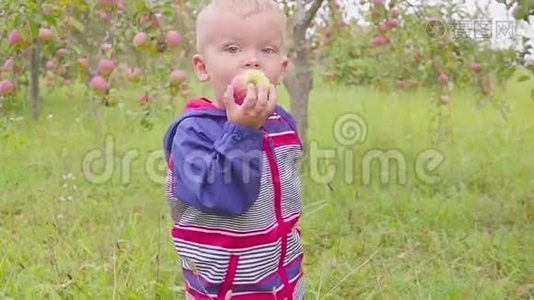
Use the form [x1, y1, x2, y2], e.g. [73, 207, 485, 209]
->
[262, 48, 276, 54]
[225, 46, 240, 54]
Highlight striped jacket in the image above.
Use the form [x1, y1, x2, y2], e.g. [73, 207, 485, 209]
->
[163, 97, 305, 299]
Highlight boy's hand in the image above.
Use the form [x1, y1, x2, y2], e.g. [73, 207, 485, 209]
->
[222, 83, 277, 129]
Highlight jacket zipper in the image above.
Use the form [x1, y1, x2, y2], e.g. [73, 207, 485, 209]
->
[260, 126, 291, 297]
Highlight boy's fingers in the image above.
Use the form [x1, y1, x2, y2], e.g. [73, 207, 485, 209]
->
[242, 83, 257, 110]
[266, 84, 278, 114]
[222, 85, 236, 112]
[256, 85, 268, 112]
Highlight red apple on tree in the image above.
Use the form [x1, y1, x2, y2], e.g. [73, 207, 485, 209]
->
[3, 57, 15, 72]
[56, 66, 67, 76]
[0, 80, 16, 96]
[165, 30, 181, 47]
[46, 59, 56, 70]
[437, 73, 449, 85]
[151, 13, 161, 28]
[386, 18, 399, 29]
[90, 76, 109, 95]
[78, 57, 89, 69]
[170, 69, 187, 85]
[8, 30, 22, 45]
[56, 48, 68, 57]
[133, 32, 149, 48]
[39, 28, 54, 42]
[372, 35, 389, 47]
[470, 62, 481, 73]
[98, 58, 116, 75]
[138, 15, 149, 26]
[125, 67, 142, 82]
[139, 13, 160, 28]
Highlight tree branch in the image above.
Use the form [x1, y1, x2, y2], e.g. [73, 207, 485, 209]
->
[303, 0, 325, 27]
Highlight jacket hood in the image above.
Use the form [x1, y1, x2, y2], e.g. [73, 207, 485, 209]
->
[181, 97, 227, 118]
[163, 97, 292, 161]
[163, 98, 225, 160]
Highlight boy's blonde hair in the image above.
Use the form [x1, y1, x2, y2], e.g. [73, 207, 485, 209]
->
[195, 0, 287, 53]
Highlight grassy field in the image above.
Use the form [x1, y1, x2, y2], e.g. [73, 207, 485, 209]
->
[1, 71, 533, 299]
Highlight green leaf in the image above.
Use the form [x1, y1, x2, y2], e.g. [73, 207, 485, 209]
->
[517, 75, 531, 82]
[28, 19, 39, 37]
[43, 15, 58, 27]
[133, 0, 148, 11]
[160, 5, 174, 16]
[64, 16, 84, 33]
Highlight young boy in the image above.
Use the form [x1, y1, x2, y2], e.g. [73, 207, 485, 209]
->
[163, 0, 305, 298]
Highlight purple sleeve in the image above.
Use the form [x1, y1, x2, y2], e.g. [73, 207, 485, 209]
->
[170, 118, 264, 216]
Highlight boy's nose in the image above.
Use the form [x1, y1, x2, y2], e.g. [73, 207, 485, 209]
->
[244, 53, 260, 68]
[244, 61, 260, 68]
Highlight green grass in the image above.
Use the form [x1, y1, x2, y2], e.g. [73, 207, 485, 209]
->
[1, 71, 533, 299]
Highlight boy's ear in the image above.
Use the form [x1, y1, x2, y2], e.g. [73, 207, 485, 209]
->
[277, 56, 290, 84]
[192, 54, 210, 82]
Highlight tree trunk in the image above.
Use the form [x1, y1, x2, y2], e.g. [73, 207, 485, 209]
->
[283, 0, 324, 146]
[284, 26, 312, 145]
[30, 38, 41, 120]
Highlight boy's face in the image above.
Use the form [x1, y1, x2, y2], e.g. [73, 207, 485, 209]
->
[193, 8, 288, 104]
